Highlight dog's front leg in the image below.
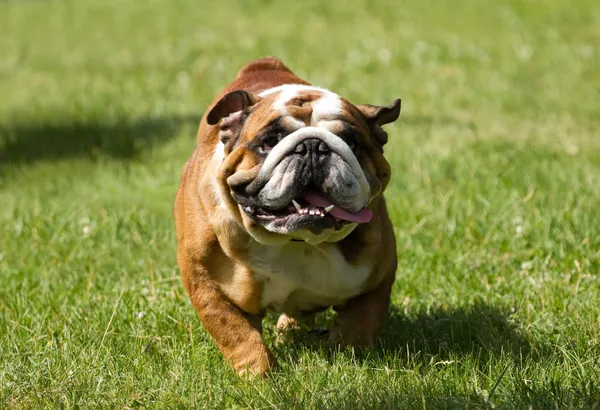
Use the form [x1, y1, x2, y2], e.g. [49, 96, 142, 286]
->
[180, 261, 275, 377]
[329, 271, 395, 347]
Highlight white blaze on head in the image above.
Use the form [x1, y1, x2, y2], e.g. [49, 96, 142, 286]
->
[259, 84, 344, 125]
[311, 91, 343, 123]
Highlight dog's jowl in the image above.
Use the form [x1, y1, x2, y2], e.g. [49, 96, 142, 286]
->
[174, 57, 401, 376]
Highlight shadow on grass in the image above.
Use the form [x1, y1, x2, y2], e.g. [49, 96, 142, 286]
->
[264, 303, 540, 409]
[274, 302, 531, 368]
[377, 303, 530, 361]
[0, 114, 200, 165]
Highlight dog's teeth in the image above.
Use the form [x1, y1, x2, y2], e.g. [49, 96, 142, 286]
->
[309, 210, 315, 215]
[324, 205, 334, 213]
[292, 200, 301, 212]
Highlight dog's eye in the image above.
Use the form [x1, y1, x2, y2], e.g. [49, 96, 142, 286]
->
[260, 133, 282, 153]
[347, 138, 361, 154]
[341, 130, 361, 153]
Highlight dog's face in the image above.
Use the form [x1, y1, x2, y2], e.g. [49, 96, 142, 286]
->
[208, 85, 400, 245]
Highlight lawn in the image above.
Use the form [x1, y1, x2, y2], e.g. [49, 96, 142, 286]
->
[1, 0, 599, 408]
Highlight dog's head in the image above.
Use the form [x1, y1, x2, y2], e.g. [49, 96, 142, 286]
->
[208, 84, 400, 245]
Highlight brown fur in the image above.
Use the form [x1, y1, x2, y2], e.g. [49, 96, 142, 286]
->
[174, 57, 398, 376]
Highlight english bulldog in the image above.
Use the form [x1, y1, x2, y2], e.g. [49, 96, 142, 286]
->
[174, 57, 400, 376]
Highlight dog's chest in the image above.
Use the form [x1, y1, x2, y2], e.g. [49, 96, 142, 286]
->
[249, 241, 372, 313]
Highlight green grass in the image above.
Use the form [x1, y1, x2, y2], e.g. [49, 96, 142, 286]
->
[1, 0, 600, 408]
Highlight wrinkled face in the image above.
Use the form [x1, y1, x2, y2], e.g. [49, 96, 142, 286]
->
[209, 85, 400, 245]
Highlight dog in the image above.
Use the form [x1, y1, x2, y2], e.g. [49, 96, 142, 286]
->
[174, 57, 400, 376]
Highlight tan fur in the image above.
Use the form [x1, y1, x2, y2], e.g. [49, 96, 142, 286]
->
[174, 57, 397, 376]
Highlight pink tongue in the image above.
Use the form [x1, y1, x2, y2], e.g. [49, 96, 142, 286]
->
[300, 192, 373, 223]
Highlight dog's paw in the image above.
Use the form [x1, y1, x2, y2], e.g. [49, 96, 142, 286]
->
[232, 347, 277, 378]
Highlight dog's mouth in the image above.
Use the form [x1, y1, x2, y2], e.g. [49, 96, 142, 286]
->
[239, 190, 373, 230]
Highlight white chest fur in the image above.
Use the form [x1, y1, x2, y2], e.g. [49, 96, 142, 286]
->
[249, 241, 372, 314]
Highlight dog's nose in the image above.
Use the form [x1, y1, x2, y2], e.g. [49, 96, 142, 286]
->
[318, 142, 329, 153]
[294, 139, 330, 156]
[294, 141, 307, 154]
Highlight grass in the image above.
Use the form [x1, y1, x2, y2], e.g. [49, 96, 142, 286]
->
[1, 0, 599, 408]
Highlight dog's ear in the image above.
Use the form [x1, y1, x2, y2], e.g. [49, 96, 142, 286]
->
[357, 98, 401, 152]
[207, 90, 261, 146]
[207, 90, 260, 125]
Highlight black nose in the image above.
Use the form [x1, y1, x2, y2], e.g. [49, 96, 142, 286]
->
[294, 139, 330, 156]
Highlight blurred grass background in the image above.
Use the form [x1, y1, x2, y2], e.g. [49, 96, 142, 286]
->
[1, 0, 599, 408]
